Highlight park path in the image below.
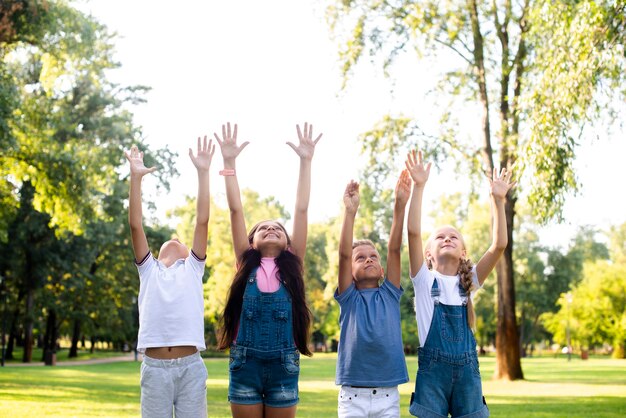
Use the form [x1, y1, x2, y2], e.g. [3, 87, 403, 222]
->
[2, 353, 140, 367]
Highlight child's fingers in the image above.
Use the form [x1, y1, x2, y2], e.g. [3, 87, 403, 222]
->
[296, 124, 303, 140]
[213, 133, 223, 145]
[314, 133, 322, 145]
[233, 123, 238, 139]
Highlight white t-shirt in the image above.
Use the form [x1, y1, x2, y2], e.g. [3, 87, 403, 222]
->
[411, 262, 481, 347]
[136, 251, 206, 352]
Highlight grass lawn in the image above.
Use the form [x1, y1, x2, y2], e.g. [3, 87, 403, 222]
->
[3, 347, 130, 364]
[0, 353, 625, 417]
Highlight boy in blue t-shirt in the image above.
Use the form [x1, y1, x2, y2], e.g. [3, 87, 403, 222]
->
[334, 171, 411, 418]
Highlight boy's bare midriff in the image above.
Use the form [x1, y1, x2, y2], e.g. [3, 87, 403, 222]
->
[145, 346, 198, 359]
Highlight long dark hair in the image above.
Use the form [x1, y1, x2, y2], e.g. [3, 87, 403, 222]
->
[218, 221, 312, 356]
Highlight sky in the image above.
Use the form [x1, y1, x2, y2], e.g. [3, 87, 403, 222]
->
[78, 0, 625, 250]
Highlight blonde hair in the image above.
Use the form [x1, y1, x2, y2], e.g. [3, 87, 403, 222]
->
[352, 239, 377, 250]
[425, 228, 476, 329]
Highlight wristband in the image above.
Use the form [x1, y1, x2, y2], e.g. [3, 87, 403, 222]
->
[219, 169, 236, 176]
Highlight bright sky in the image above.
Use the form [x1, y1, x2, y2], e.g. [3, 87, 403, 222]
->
[79, 0, 625, 249]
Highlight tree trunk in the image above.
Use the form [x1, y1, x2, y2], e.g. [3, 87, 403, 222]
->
[22, 288, 34, 363]
[494, 198, 524, 379]
[5, 307, 19, 360]
[69, 318, 80, 358]
[41, 309, 55, 362]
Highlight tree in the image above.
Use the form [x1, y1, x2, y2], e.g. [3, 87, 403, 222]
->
[543, 258, 626, 359]
[328, 0, 625, 379]
[0, 1, 177, 361]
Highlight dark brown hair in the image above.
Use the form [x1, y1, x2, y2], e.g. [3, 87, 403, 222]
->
[217, 221, 312, 356]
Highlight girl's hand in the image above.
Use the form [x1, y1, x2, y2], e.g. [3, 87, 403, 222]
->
[395, 170, 411, 207]
[125, 145, 157, 177]
[214, 122, 249, 162]
[343, 180, 360, 214]
[489, 167, 516, 200]
[405, 149, 431, 187]
[287, 122, 322, 161]
[189, 135, 215, 172]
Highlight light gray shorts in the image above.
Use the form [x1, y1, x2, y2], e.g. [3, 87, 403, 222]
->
[140, 351, 207, 418]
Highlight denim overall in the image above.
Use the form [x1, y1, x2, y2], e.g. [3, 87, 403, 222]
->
[409, 279, 489, 418]
[228, 267, 301, 407]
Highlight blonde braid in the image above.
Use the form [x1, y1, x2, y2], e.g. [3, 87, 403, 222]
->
[458, 258, 476, 329]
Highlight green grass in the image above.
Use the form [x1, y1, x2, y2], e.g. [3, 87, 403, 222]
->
[3, 347, 130, 364]
[0, 354, 625, 417]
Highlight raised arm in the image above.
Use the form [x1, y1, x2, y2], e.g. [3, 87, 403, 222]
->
[215, 123, 250, 261]
[475, 167, 516, 284]
[286, 122, 322, 259]
[189, 135, 215, 259]
[338, 181, 359, 294]
[406, 149, 431, 276]
[387, 170, 411, 288]
[125, 145, 157, 263]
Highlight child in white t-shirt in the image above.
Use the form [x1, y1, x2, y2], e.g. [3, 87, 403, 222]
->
[125, 137, 215, 418]
[405, 149, 515, 418]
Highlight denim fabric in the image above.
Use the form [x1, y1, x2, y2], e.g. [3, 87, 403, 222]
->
[409, 279, 489, 418]
[228, 345, 300, 407]
[228, 268, 300, 407]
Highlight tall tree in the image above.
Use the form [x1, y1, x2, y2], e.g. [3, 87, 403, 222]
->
[0, 1, 176, 361]
[328, 0, 625, 379]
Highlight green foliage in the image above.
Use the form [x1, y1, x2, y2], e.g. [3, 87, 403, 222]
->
[543, 255, 626, 358]
[522, 0, 626, 221]
[0, 0, 177, 360]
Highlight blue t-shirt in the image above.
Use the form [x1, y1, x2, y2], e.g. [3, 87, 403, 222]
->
[334, 279, 409, 386]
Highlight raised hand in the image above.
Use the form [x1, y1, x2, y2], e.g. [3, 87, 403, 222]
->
[287, 122, 322, 160]
[395, 170, 411, 207]
[125, 145, 157, 177]
[405, 149, 431, 187]
[489, 167, 516, 200]
[214, 122, 249, 162]
[343, 180, 360, 214]
[189, 135, 215, 172]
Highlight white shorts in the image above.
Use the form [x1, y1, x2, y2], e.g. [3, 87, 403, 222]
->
[338, 385, 400, 418]
[140, 352, 207, 418]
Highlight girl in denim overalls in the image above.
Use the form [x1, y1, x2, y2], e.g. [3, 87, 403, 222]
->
[215, 122, 321, 418]
[405, 149, 516, 418]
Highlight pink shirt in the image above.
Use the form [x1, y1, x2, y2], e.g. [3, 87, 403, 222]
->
[257, 257, 281, 292]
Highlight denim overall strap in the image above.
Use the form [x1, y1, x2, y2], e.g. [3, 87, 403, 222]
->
[410, 277, 489, 418]
[421, 278, 477, 357]
[236, 266, 295, 352]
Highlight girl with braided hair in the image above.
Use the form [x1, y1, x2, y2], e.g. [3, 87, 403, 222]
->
[405, 149, 515, 418]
